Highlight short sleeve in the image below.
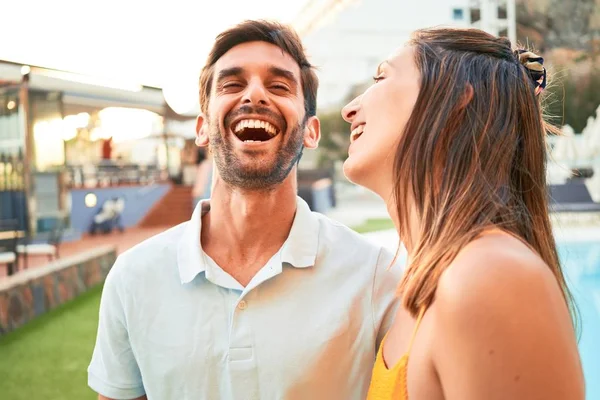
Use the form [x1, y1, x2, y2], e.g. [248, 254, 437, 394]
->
[371, 245, 405, 348]
[87, 258, 145, 399]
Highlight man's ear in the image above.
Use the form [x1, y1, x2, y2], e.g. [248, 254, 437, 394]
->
[195, 113, 210, 147]
[303, 116, 321, 149]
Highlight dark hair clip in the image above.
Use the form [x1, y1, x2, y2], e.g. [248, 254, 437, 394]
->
[516, 49, 547, 95]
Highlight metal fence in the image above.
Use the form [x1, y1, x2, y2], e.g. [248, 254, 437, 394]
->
[65, 163, 167, 188]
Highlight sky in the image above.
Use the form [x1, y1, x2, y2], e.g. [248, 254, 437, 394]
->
[1, 0, 311, 88]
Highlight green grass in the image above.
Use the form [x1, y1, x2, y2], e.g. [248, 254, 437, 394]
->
[0, 285, 103, 400]
[352, 218, 395, 234]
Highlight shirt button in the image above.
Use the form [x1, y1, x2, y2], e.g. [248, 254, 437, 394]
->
[238, 300, 247, 310]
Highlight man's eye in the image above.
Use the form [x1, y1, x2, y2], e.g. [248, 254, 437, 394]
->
[271, 84, 289, 91]
[223, 82, 243, 89]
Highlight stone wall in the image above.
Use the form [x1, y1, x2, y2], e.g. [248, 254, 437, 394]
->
[0, 245, 116, 335]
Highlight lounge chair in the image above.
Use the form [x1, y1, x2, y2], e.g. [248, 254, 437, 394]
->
[0, 219, 19, 275]
[548, 182, 600, 213]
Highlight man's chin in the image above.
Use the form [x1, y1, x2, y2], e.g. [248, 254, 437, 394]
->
[220, 160, 295, 189]
[236, 165, 284, 181]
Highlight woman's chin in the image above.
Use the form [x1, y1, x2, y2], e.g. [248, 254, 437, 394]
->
[343, 156, 391, 200]
[342, 156, 360, 183]
[343, 156, 371, 188]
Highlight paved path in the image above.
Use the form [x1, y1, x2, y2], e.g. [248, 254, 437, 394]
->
[1, 225, 173, 278]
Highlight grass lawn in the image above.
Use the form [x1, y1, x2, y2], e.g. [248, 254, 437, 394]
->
[0, 285, 103, 400]
[351, 218, 395, 234]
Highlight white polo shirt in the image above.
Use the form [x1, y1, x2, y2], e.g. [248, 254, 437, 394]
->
[88, 197, 403, 400]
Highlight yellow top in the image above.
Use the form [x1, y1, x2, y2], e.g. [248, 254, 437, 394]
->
[367, 228, 525, 399]
[366, 307, 427, 400]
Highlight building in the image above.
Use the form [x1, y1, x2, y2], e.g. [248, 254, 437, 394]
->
[0, 61, 189, 239]
[294, 0, 516, 109]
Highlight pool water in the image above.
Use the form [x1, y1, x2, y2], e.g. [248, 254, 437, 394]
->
[559, 241, 600, 400]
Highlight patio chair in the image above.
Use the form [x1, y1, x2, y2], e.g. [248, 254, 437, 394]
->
[548, 182, 600, 213]
[17, 216, 65, 268]
[0, 219, 19, 275]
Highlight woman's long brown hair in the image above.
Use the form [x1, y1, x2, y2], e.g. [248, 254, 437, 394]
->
[395, 28, 576, 324]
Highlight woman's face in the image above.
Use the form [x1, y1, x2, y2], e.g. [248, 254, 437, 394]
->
[341, 45, 420, 198]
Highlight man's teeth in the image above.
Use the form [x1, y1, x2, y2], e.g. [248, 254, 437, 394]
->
[234, 119, 278, 136]
[351, 125, 365, 142]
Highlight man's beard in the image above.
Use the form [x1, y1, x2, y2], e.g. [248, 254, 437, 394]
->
[207, 107, 305, 190]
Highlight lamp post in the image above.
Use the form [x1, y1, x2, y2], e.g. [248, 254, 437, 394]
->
[506, 0, 516, 45]
[19, 65, 35, 236]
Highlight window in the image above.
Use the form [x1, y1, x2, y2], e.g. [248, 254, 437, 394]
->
[453, 8, 464, 20]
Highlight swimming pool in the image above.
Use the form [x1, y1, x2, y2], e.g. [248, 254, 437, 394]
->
[559, 241, 600, 400]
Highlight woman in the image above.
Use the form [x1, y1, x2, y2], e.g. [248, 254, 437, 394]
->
[341, 28, 585, 399]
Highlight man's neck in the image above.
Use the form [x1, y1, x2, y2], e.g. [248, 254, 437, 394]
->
[200, 170, 298, 285]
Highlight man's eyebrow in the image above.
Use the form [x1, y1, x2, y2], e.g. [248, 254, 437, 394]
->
[268, 66, 298, 85]
[216, 67, 244, 82]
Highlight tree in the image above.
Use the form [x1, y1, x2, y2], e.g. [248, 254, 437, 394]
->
[316, 82, 370, 167]
[316, 109, 348, 168]
[545, 58, 600, 132]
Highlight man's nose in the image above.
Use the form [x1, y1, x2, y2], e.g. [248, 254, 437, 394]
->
[242, 80, 269, 106]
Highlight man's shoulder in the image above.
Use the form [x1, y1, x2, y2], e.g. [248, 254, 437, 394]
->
[312, 212, 404, 288]
[112, 222, 187, 277]
[313, 212, 390, 253]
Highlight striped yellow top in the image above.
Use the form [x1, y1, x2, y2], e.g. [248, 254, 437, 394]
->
[366, 307, 426, 400]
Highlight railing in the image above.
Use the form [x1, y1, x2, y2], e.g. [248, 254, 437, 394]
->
[65, 163, 168, 188]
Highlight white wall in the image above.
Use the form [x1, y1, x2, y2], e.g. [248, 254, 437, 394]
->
[301, 0, 471, 108]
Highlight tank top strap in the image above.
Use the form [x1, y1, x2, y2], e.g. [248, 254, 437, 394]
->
[406, 306, 427, 356]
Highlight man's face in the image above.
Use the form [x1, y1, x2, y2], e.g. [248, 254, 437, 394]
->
[196, 41, 320, 190]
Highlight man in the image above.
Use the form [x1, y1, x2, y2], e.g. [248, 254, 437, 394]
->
[88, 20, 402, 400]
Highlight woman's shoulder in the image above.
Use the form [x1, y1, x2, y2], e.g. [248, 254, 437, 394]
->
[433, 231, 563, 324]
[426, 234, 583, 398]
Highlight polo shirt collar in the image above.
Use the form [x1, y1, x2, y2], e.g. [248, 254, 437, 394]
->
[177, 196, 320, 284]
[280, 197, 320, 268]
[177, 200, 210, 284]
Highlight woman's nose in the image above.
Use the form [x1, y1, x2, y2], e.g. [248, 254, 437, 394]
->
[341, 95, 362, 123]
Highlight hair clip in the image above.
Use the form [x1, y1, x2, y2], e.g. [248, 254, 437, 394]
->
[516, 49, 547, 96]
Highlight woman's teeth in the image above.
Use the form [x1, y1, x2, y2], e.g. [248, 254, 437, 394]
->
[351, 125, 365, 143]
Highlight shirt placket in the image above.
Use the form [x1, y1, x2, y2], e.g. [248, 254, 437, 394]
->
[227, 290, 259, 400]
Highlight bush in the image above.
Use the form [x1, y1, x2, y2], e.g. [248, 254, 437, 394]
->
[545, 63, 600, 132]
[316, 83, 369, 167]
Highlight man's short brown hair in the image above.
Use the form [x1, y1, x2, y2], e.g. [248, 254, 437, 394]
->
[199, 20, 318, 117]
